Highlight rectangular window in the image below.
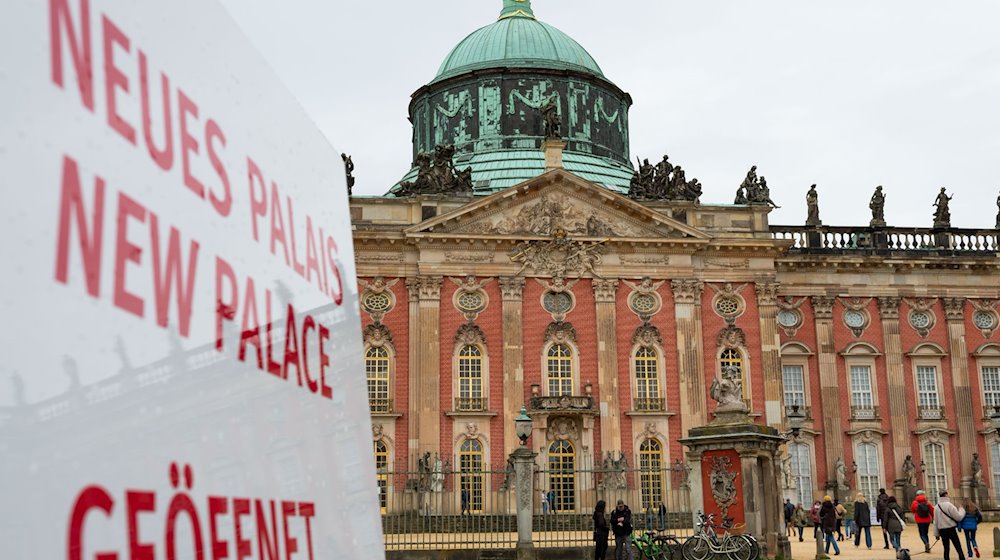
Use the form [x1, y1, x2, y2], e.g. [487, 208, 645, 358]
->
[783, 365, 806, 407]
[790, 442, 813, 507]
[855, 442, 881, 502]
[983, 366, 1000, 410]
[923, 443, 947, 504]
[850, 366, 873, 408]
[916, 366, 941, 419]
[991, 441, 1000, 492]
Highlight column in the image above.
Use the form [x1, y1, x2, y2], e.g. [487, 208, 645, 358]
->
[812, 296, 844, 487]
[878, 297, 911, 478]
[512, 445, 538, 554]
[593, 278, 622, 456]
[755, 281, 784, 428]
[672, 279, 707, 431]
[500, 277, 526, 457]
[411, 276, 442, 458]
[945, 297, 977, 489]
[406, 278, 422, 463]
[740, 450, 764, 537]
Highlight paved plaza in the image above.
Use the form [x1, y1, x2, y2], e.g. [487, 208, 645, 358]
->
[787, 522, 999, 560]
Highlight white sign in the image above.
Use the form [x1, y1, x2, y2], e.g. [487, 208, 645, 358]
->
[0, 1, 382, 558]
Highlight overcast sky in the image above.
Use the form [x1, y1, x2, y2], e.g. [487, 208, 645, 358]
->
[219, 0, 1000, 229]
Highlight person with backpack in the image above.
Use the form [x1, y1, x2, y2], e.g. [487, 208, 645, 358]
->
[960, 498, 983, 558]
[912, 490, 935, 553]
[793, 503, 809, 542]
[820, 495, 841, 555]
[883, 495, 906, 551]
[843, 499, 855, 540]
[876, 488, 891, 549]
[853, 493, 873, 549]
[933, 490, 966, 560]
[784, 498, 795, 537]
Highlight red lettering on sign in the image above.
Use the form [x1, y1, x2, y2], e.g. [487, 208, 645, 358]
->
[232, 498, 252, 560]
[139, 49, 174, 171]
[54, 155, 105, 297]
[150, 213, 200, 337]
[67, 485, 116, 560]
[50, 0, 94, 111]
[178, 89, 205, 201]
[238, 276, 263, 369]
[265, 289, 284, 378]
[255, 499, 280, 560]
[206, 118, 232, 217]
[214, 256, 238, 351]
[102, 15, 136, 145]
[113, 192, 146, 318]
[126, 490, 156, 560]
[208, 496, 230, 560]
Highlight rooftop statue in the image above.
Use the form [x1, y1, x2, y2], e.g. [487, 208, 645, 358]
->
[996, 191, 1000, 229]
[628, 154, 702, 202]
[933, 187, 952, 228]
[341, 153, 355, 196]
[735, 165, 779, 207]
[542, 96, 561, 140]
[397, 144, 473, 197]
[805, 184, 821, 226]
[870, 185, 886, 227]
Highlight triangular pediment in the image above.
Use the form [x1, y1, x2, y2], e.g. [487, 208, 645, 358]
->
[405, 169, 710, 241]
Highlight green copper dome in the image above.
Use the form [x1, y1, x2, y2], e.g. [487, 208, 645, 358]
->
[433, 0, 604, 83]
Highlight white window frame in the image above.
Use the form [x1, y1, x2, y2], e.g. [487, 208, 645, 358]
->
[632, 343, 665, 411]
[789, 440, 814, 507]
[922, 441, 948, 503]
[543, 342, 578, 397]
[855, 441, 883, 502]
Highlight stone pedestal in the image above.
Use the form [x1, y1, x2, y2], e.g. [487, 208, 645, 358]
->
[512, 445, 538, 556]
[681, 412, 790, 560]
[542, 139, 565, 172]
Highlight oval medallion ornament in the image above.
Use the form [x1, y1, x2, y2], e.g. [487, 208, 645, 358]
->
[844, 310, 866, 329]
[974, 310, 997, 331]
[777, 309, 801, 329]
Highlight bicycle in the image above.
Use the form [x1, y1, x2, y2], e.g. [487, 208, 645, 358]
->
[631, 530, 683, 560]
[681, 512, 758, 560]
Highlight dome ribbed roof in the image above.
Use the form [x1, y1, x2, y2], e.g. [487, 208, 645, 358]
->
[433, 1, 603, 82]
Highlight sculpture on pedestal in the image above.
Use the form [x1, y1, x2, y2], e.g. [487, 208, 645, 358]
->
[870, 186, 886, 227]
[431, 453, 445, 493]
[835, 456, 850, 493]
[806, 184, 821, 226]
[397, 144, 473, 196]
[628, 154, 702, 202]
[933, 187, 953, 228]
[902, 455, 917, 488]
[972, 453, 984, 487]
[735, 165, 778, 207]
[542, 96, 561, 140]
[710, 364, 747, 414]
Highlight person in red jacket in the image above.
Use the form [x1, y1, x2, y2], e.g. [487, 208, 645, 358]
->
[912, 490, 936, 553]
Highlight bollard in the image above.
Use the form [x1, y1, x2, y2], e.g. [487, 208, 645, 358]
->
[993, 526, 1000, 558]
[815, 525, 830, 560]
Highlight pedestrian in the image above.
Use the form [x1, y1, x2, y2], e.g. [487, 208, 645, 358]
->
[541, 489, 549, 515]
[784, 498, 795, 537]
[810, 500, 822, 540]
[645, 504, 654, 530]
[461, 487, 470, 515]
[883, 495, 905, 551]
[658, 502, 667, 531]
[960, 498, 982, 558]
[912, 490, 935, 552]
[876, 488, 891, 549]
[547, 489, 556, 514]
[820, 495, 841, 555]
[843, 498, 855, 540]
[933, 490, 966, 560]
[593, 500, 610, 560]
[793, 503, 809, 542]
[853, 492, 872, 549]
[834, 498, 845, 541]
[612, 499, 634, 560]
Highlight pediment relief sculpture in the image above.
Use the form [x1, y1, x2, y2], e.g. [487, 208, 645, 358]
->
[509, 229, 605, 278]
[460, 193, 643, 237]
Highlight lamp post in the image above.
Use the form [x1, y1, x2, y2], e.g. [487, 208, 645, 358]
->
[786, 404, 806, 440]
[511, 405, 537, 557]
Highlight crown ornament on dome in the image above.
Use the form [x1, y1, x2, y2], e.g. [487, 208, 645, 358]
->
[499, 0, 536, 20]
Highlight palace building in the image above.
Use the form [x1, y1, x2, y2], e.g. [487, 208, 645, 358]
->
[352, 0, 1000, 514]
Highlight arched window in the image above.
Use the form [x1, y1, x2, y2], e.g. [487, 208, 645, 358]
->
[855, 442, 881, 502]
[457, 345, 484, 411]
[547, 344, 574, 396]
[789, 442, 813, 507]
[923, 442, 947, 502]
[366, 347, 391, 412]
[548, 440, 576, 512]
[635, 347, 661, 411]
[991, 440, 1000, 492]
[374, 439, 388, 513]
[460, 439, 484, 513]
[639, 438, 663, 511]
[720, 348, 747, 400]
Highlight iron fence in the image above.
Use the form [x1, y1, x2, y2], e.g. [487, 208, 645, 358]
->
[379, 466, 694, 551]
